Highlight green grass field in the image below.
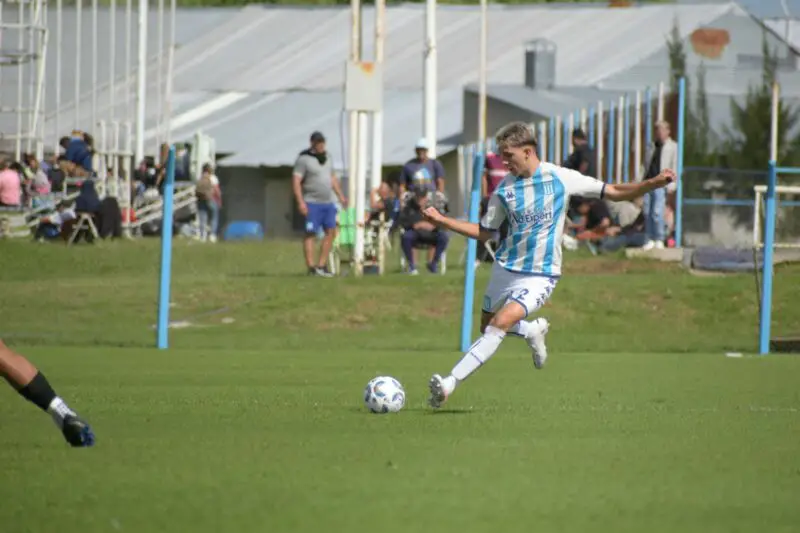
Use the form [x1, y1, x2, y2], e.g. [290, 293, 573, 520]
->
[1, 238, 799, 533]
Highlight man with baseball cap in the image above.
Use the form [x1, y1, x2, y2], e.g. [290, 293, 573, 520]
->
[398, 137, 445, 199]
[292, 131, 347, 277]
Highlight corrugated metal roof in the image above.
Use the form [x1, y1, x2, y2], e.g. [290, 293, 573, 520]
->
[170, 2, 743, 92]
[469, 84, 628, 119]
[198, 88, 464, 168]
[27, 2, 749, 166]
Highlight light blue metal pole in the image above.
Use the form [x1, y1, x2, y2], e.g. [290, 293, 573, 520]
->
[759, 161, 778, 355]
[460, 150, 485, 352]
[644, 86, 653, 148]
[623, 95, 631, 182]
[548, 117, 555, 163]
[606, 101, 615, 183]
[157, 145, 177, 349]
[588, 107, 595, 149]
[562, 116, 569, 162]
[676, 77, 686, 247]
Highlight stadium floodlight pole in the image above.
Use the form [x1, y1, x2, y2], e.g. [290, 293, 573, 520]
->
[370, 0, 385, 191]
[760, 82, 780, 355]
[135, 0, 148, 165]
[424, 0, 437, 157]
[478, 0, 487, 143]
[157, 145, 177, 350]
[675, 77, 686, 247]
[460, 148, 485, 352]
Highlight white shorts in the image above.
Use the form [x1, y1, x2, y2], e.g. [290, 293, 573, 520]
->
[481, 263, 558, 318]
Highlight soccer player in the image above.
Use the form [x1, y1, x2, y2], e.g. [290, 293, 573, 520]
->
[0, 338, 95, 446]
[422, 122, 675, 408]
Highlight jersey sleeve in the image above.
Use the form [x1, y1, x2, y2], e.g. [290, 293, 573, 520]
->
[558, 167, 606, 199]
[480, 191, 507, 230]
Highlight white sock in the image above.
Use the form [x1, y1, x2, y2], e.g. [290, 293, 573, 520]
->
[47, 397, 76, 429]
[450, 326, 506, 381]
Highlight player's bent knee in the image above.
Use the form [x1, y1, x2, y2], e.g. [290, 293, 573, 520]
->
[490, 303, 527, 331]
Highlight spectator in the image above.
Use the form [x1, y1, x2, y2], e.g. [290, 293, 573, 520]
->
[23, 154, 51, 207]
[47, 155, 66, 192]
[195, 163, 221, 243]
[564, 128, 596, 177]
[399, 189, 449, 274]
[399, 138, 445, 198]
[368, 181, 399, 227]
[34, 200, 76, 241]
[292, 131, 347, 277]
[572, 198, 646, 253]
[75, 179, 101, 214]
[477, 151, 508, 266]
[59, 131, 93, 173]
[639, 120, 677, 250]
[0, 157, 22, 207]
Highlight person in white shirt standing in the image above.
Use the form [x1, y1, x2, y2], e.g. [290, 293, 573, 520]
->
[195, 163, 222, 243]
[639, 121, 678, 250]
[421, 121, 675, 408]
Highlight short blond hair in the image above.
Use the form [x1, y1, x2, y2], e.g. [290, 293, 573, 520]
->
[495, 121, 538, 149]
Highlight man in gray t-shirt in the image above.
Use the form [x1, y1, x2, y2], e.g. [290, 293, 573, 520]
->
[292, 131, 347, 277]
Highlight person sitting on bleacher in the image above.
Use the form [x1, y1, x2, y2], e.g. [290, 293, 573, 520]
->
[399, 188, 449, 275]
[59, 131, 93, 175]
[0, 157, 22, 208]
[34, 200, 76, 242]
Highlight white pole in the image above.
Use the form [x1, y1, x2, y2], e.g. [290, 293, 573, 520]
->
[15, 0, 23, 159]
[92, 0, 98, 132]
[110, 0, 116, 121]
[597, 100, 604, 182]
[135, 0, 148, 164]
[347, 0, 360, 212]
[156, 0, 164, 159]
[770, 82, 779, 162]
[634, 90, 642, 175]
[75, 0, 82, 129]
[657, 81, 665, 121]
[164, 0, 176, 145]
[124, 121, 133, 236]
[112, 121, 121, 190]
[478, 0, 487, 143]
[580, 108, 587, 132]
[616, 95, 624, 183]
[55, 0, 62, 154]
[424, 0, 437, 157]
[370, 0, 385, 191]
[539, 121, 547, 162]
[98, 120, 107, 193]
[355, 111, 369, 275]
[126, 0, 132, 124]
[568, 113, 575, 145]
[554, 115, 561, 164]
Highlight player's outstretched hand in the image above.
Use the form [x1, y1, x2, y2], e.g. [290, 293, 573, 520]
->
[422, 206, 445, 225]
[654, 169, 676, 188]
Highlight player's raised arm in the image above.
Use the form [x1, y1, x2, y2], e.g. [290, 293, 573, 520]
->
[558, 166, 675, 202]
[603, 169, 675, 201]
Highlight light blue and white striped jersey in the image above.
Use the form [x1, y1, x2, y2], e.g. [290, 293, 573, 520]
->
[479, 162, 605, 277]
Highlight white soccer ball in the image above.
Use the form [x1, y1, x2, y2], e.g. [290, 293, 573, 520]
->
[364, 376, 405, 414]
